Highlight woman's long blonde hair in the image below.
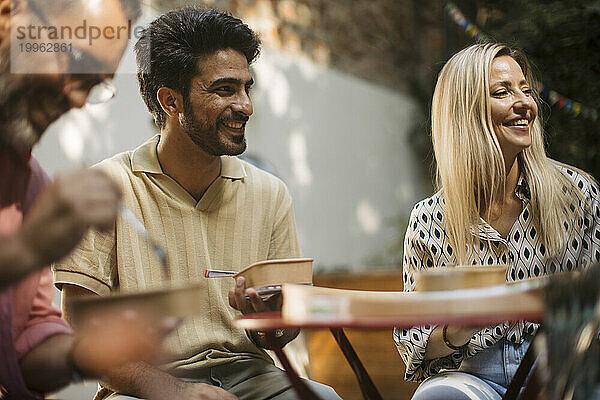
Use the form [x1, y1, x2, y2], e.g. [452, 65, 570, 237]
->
[431, 43, 580, 264]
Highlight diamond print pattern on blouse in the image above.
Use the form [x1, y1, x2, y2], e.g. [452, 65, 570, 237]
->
[394, 164, 600, 382]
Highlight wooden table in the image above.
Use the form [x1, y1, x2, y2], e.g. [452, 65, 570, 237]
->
[235, 283, 546, 400]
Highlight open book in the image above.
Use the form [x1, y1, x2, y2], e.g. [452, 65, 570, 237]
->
[70, 282, 206, 322]
[415, 265, 508, 291]
[204, 257, 313, 287]
[204, 258, 313, 299]
[279, 280, 545, 328]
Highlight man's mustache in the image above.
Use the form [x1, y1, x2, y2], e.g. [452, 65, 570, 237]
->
[219, 111, 249, 123]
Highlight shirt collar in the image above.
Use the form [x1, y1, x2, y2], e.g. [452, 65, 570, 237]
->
[221, 155, 247, 179]
[131, 135, 246, 180]
[131, 135, 162, 174]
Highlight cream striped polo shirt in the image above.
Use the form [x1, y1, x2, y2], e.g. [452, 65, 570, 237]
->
[53, 134, 301, 373]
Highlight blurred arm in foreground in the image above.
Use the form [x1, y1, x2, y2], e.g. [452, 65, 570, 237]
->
[0, 0, 177, 397]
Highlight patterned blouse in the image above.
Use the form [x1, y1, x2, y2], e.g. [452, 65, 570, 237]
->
[394, 164, 600, 382]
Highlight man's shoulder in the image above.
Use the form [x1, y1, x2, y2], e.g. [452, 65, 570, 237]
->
[89, 149, 138, 184]
[96, 151, 132, 169]
[93, 136, 160, 176]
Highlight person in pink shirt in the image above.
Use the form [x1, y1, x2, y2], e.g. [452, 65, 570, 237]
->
[0, 0, 174, 398]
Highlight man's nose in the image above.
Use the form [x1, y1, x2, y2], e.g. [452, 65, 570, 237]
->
[231, 91, 253, 116]
[62, 82, 89, 109]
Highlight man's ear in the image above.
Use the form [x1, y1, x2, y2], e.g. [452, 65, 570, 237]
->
[0, 0, 27, 46]
[157, 87, 183, 119]
[0, 0, 15, 45]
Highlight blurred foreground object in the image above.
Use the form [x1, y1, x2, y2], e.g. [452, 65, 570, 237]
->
[0, 0, 143, 397]
[414, 265, 508, 291]
[539, 263, 600, 400]
[69, 283, 205, 321]
[71, 308, 178, 378]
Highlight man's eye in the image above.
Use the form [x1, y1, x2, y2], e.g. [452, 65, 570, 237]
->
[216, 86, 234, 94]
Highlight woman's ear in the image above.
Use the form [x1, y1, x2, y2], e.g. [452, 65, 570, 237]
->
[157, 87, 183, 119]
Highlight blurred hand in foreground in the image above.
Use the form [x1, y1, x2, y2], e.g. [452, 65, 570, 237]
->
[19, 168, 121, 270]
[70, 308, 179, 378]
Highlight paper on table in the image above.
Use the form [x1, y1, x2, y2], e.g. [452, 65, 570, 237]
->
[281, 280, 546, 326]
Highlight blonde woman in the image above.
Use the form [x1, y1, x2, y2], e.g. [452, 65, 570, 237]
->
[394, 43, 600, 399]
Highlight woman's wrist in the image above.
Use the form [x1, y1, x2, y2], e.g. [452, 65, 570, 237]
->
[442, 325, 470, 351]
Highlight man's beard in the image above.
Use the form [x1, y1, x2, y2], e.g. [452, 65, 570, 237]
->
[0, 47, 67, 153]
[181, 100, 247, 157]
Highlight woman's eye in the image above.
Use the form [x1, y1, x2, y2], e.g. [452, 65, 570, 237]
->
[493, 90, 508, 96]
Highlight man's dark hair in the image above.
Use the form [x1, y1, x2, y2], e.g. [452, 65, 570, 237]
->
[134, 7, 261, 129]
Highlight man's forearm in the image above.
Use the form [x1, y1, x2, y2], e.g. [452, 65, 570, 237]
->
[0, 232, 38, 288]
[18, 333, 186, 399]
[19, 333, 76, 394]
[102, 362, 186, 400]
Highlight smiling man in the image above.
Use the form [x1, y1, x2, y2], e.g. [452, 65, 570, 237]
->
[55, 7, 341, 400]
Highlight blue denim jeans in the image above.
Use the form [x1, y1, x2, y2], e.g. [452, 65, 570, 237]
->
[411, 336, 532, 400]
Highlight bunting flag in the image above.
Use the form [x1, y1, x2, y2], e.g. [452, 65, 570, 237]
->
[445, 2, 598, 122]
[445, 2, 489, 42]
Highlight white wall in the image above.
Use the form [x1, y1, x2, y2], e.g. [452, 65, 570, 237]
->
[248, 49, 425, 270]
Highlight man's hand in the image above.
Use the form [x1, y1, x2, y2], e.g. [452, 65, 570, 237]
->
[19, 168, 121, 269]
[227, 276, 281, 314]
[228, 276, 299, 349]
